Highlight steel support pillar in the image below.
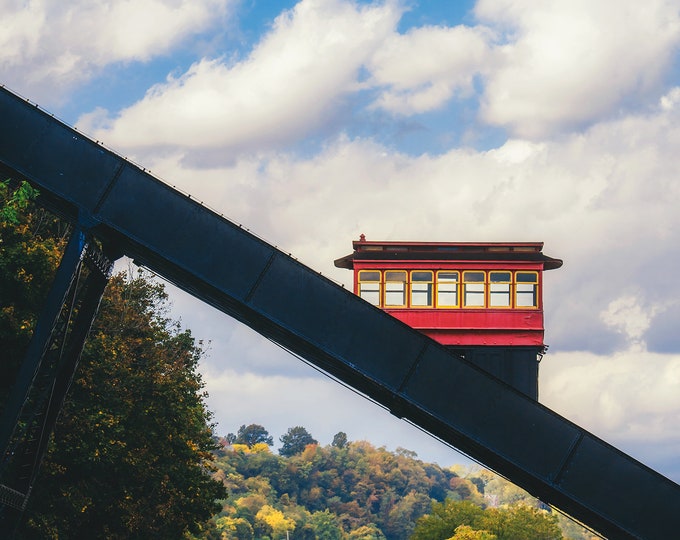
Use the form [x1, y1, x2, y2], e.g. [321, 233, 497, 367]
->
[0, 225, 115, 532]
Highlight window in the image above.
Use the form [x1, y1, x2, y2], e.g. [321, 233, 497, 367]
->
[515, 272, 538, 308]
[384, 271, 407, 307]
[356, 268, 541, 310]
[463, 271, 486, 307]
[411, 271, 433, 307]
[358, 270, 381, 306]
[489, 271, 511, 307]
[436, 271, 459, 307]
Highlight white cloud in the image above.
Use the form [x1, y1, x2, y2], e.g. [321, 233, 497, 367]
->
[81, 0, 403, 153]
[137, 86, 680, 362]
[367, 24, 492, 115]
[600, 296, 659, 346]
[0, 0, 233, 102]
[475, 0, 680, 137]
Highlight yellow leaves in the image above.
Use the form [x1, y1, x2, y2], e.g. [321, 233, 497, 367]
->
[16, 267, 33, 285]
[255, 504, 296, 536]
[250, 442, 272, 454]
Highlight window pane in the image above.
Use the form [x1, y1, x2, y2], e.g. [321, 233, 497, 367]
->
[489, 283, 511, 307]
[437, 283, 457, 306]
[385, 283, 406, 306]
[516, 283, 536, 307]
[438, 271, 458, 282]
[360, 270, 381, 282]
[490, 272, 511, 282]
[385, 271, 407, 281]
[411, 283, 432, 306]
[464, 283, 485, 307]
[516, 272, 537, 283]
[465, 272, 485, 282]
[360, 284, 380, 305]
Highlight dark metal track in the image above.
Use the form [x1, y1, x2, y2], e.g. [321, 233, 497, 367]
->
[1, 85, 678, 539]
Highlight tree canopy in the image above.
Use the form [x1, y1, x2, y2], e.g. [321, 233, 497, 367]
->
[1, 181, 226, 538]
[230, 424, 274, 447]
[197, 438, 589, 540]
[279, 426, 318, 457]
[411, 499, 563, 540]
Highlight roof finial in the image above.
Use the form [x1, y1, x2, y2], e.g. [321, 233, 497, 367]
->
[359, 234, 366, 242]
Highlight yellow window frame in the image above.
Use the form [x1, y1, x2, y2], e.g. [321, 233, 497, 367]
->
[384, 270, 407, 307]
[358, 270, 381, 307]
[410, 270, 434, 307]
[515, 271, 539, 309]
[436, 270, 459, 308]
[489, 271, 512, 308]
[463, 271, 486, 308]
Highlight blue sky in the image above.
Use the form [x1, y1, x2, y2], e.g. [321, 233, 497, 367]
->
[4, 0, 680, 487]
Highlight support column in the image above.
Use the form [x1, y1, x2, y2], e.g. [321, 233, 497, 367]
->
[0, 227, 115, 531]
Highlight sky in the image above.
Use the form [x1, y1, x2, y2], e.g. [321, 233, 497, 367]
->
[3, 0, 680, 487]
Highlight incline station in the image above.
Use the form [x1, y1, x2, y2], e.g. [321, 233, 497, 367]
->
[335, 236, 563, 399]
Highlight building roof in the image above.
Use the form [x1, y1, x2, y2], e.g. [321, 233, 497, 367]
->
[334, 236, 563, 270]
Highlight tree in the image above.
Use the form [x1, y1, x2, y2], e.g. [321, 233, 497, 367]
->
[411, 500, 563, 540]
[279, 426, 318, 457]
[332, 431, 348, 448]
[411, 500, 485, 540]
[256, 504, 296, 537]
[349, 524, 387, 540]
[0, 179, 68, 405]
[478, 505, 562, 540]
[214, 516, 254, 540]
[1, 187, 229, 540]
[451, 525, 496, 540]
[232, 424, 274, 447]
[309, 510, 343, 540]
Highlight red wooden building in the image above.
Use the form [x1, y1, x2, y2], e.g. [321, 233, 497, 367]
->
[335, 236, 562, 399]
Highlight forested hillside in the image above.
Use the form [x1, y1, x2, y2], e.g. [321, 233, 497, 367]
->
[192, 428, 597, 540]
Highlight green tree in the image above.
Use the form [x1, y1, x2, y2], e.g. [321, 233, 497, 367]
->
[478, 505, 562, 540]
[1, 196, 228, 540]
[232, 424, 274, 447]
[349, 524, 387, 540]
[279, 426, 318, 457]
[411, 500, 485, 540]
[309, 509, 343, 540]
[332, 431, 348, 448]
[411, 500, 563, 540]
[451, 525, 496, 540]
[0, 178, 39, 224]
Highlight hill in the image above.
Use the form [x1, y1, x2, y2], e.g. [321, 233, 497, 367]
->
[191, 431, 596, 540]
